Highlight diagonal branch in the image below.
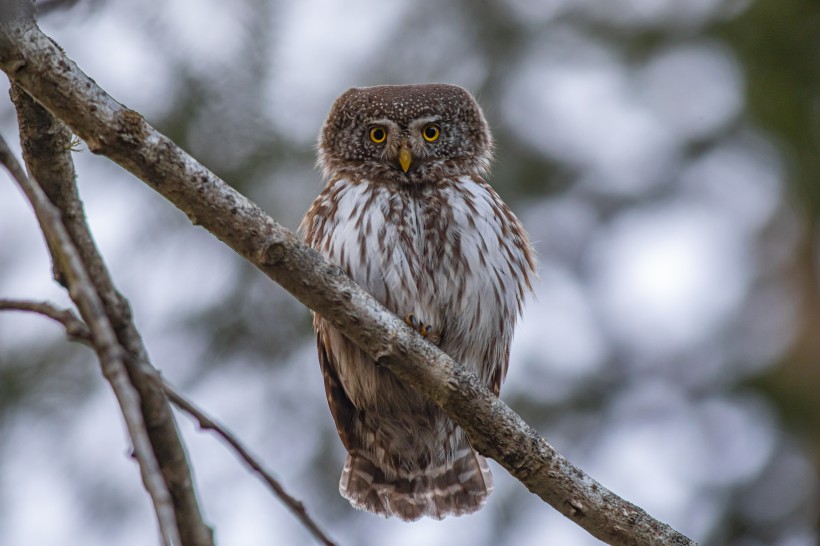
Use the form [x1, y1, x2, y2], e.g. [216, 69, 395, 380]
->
[155, 375, 339, 546]
[9, 81, 214, 546]
[0, 133, 183, 546]
[0, 9, 697, 546]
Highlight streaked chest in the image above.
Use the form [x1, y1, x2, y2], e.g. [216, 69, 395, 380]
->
[305, 176, 518, 338]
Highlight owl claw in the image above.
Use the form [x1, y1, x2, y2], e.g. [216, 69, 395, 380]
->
[404, 314, 425, 334]
[404, 314, 440, 345]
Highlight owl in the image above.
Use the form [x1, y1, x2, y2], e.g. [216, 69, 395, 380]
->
[300, 84, 535, 521]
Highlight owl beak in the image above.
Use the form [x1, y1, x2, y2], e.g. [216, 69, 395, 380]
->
[399, 142, 412, 173]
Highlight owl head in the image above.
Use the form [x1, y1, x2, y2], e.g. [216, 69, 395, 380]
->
[318, 84, 493, 185]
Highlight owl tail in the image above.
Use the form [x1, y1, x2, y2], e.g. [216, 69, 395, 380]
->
[339, 447, 494, 521]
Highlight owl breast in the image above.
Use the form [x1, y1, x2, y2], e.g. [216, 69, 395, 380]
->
[303, 175, 531, 406]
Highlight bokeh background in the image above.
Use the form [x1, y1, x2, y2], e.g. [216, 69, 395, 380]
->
[1, 0, 819, 544]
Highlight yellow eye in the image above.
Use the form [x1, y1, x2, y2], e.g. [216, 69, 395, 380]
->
[422, 124, 440, 142]
[369, 126, 387, 144]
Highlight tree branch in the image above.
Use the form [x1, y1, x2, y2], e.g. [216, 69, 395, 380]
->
[0, 297, 340, 546]
[0, 133, 183, 546]
[155, 375, 339, 546]
[0, 9, 697, 546]
[0, 298, 92, 343]
[8, 81, 214, 546]
[10, 80, 81, 286]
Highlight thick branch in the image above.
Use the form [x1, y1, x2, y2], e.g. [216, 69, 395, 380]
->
[8, 82, 75, 285]
[0, 134, 182, 546]
[9, 81, 214, 546]
[0, 12, 697, 546]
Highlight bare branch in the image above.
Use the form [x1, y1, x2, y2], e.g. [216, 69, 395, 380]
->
[0, 133, 182, 546]
[0, 295, 340, 546]
[0, 9, 697, 546]
[156, 375, 339, 546]
[0, 298, 92, 343]
[9, 80, 78, 286]
[9, 81, 214, 546]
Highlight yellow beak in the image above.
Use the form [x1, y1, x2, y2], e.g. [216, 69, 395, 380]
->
[399, 143, 412, 173]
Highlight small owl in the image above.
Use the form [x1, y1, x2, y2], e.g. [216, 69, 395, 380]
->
[300, 84, 535, 521]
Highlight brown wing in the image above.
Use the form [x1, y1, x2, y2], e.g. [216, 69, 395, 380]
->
[316, 323, 358, 451]
[490, 364, 504, 397]
[489, 339, 511, 397]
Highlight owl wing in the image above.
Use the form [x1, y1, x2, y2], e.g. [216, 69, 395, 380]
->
[489, 339, 509, 397]
[316, 322, 357, 451]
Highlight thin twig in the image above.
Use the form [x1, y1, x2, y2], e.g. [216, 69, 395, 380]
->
[0, 133, 183, 546]
[154, 374, 339, 546]
[0, 298, 92, 343]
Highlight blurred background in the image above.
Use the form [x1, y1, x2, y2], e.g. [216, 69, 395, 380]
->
[1, 0, 818, 544]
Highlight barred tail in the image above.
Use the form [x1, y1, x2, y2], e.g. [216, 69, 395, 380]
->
[339, 447, 494, 521]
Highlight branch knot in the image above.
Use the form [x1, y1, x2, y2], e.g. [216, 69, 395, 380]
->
[261, 241, 286, 266]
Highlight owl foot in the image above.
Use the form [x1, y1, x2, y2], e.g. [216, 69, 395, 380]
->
[404, 314, 440, 345]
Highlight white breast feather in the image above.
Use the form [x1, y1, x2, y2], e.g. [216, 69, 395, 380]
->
[309, 176, 529, 393]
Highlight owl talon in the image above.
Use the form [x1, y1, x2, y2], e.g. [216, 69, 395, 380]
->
[404, 314, 439, 345]
[404, 313, 417, 330]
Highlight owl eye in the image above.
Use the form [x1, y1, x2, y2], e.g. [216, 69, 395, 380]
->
[422, 124, 440, 142]
[369, 127, 387, 144]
